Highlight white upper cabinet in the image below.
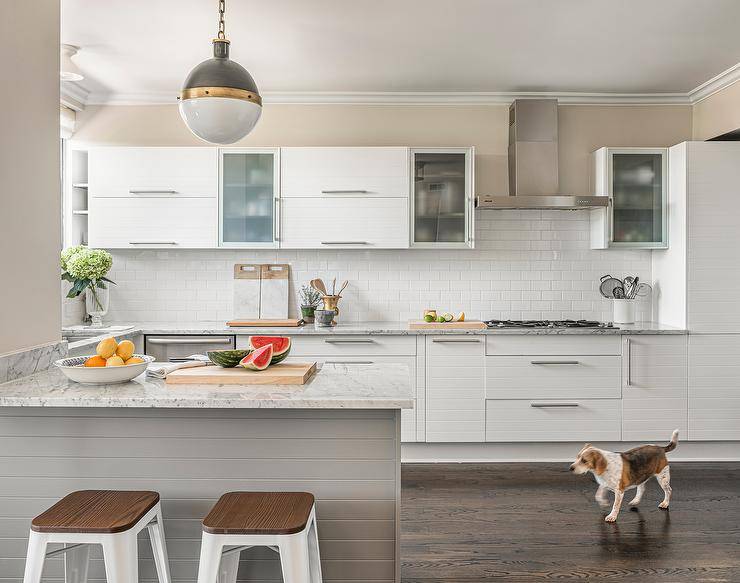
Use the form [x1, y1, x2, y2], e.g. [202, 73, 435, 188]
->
[219, 148, 280, 248]
[411, 148, 474, 248]
[590, 147, 668, 249]
[281, 147, 409, 197]
[89, 147, 218, 198]
[279, 197, 409, 249]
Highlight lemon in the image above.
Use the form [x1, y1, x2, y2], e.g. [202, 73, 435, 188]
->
[124, 356, 144, 365]
[96, 336, 118, 359]
[456, 312, 466, 322]
[116, 339, 135, 361]
[106, 355, 125, 367]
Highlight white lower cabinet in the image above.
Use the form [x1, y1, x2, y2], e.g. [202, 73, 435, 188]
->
[425, 336, 485, 442]
[88, 197, 217, 248]
[689, 334, 740, 440]
[622, 335, 687, 441]
[486, 399, 622, 442]
[236, 335, 419, 442]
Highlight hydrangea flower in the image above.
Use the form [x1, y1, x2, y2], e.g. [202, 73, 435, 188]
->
[60, 244, 86, 271]
[66, 248, 113, 281]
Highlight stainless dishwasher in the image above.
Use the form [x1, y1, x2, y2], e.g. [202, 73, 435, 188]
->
[144, 335, 236, 362]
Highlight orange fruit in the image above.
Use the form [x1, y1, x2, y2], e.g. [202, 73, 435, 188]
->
[96, 336, 118, 359]
[105, 355, 125, 367]
[116, 339, 135, 361]
[83, 355, 106, 367]
[124, 356, 144, 365]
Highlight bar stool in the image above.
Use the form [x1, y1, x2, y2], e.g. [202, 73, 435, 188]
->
[196, 492, 322, 583]
[23, 490, 171, 583]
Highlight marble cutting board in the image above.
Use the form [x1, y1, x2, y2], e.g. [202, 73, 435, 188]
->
[259, 264, 290, 319]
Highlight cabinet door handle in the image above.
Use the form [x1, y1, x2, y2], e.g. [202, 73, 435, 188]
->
[321, 190, 369, 194]
[320, 241, 369, 245]
[625, 338, 633, 387]
[129, 189, 177, 194]
[530, 402, 580, 408]
[129, 241, 178, 245]
[324, 360, 375, 364]
[324, 339, 376, 344]
[274, 198, 280, 242]
[530, 360, 580, 365]
[432, 338, 481, 343]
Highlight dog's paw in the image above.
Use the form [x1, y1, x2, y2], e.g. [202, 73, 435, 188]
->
[658, 501, 670, 509]
[604, 514, 618, 523]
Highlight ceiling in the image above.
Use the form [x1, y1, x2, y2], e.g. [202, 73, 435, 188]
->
[62, 0, 740, 103]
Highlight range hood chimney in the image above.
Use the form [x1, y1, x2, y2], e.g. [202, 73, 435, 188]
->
[476, 98, 607, 210]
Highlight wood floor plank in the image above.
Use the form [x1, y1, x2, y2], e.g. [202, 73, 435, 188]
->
[401, 462, 740, 582]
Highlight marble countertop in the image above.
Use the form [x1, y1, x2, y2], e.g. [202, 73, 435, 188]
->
[0, 363, 414, 410]
[65, 320, 686, 344]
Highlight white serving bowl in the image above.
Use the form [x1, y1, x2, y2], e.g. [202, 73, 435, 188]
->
[55, 354, 154, 384]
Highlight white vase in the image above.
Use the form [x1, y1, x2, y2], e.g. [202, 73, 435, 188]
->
[85, 284, 110, 328]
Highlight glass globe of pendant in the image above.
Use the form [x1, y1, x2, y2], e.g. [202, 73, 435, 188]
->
[178, 39, 262, 144]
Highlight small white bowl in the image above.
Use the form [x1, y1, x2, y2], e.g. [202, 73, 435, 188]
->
[55, 354, 154, 384]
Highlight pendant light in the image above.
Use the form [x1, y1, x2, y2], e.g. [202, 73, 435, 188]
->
[178, 0, 262, 144]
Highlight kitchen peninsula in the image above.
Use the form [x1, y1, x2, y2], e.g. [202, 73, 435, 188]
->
[0, 363, 412, 583]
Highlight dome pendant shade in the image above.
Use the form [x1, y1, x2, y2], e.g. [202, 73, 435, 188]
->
[178, 40, 262, 144]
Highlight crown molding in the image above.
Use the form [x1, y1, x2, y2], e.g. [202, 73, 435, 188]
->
[687, 62, 740, 104]
[86, 89, 690, 106]
[81, 61, 740, 107]
[60, 81, 89, 111]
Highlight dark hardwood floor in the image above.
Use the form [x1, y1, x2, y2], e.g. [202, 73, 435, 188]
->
[401, 463, 740, 582]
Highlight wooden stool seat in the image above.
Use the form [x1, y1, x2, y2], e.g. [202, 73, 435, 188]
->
[202, 491, 315, 535]
[31, 490, 160, 534]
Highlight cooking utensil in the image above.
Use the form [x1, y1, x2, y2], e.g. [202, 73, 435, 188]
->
[632, 282, 652, 298]
[332, 277, 336, 295]
[612, 286, 626, 299]
[310, 279, 327, 295]
[337, 280, 349, 296]
[599, 275, 624, 299]
[623, 276, 635, 299]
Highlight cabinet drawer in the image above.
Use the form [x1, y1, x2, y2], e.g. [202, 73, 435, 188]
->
[281, 147, 409, 197]
[485, 399, 622, 442]
[249, 335, 417, 357]
[280, 198, 409, 249]
[486, 356, 621, 399]
[89, 147, 217, 198]
[88, 197, 217, 248]
[486, 335, 621, 356]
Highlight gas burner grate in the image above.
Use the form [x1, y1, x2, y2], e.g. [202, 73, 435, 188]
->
[485, 319, 616, 329]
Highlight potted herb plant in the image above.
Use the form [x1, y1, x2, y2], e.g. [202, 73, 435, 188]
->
[298, 284, 322, 323]
[61, 245, 116, 327]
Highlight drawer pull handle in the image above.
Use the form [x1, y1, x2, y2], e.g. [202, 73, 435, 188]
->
[530, 402, 580, 408]
[129, 189, 177, 194]
[321, 190, 369, 194]
[147, 338, 232, 345]
[324, 339, 376, 344]
[432, 338, 481, 343]
[320, 241, 369, 245]
[129, 241, 178, 246]
[324, 360, 375, 364]
[530, 360, 580, 365]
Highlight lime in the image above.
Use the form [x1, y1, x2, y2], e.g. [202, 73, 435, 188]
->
[436, 315, 445, 323]
[423, 314, 434, 323]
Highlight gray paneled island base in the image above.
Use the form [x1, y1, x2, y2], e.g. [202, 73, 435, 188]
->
[0, 363, 413, 583]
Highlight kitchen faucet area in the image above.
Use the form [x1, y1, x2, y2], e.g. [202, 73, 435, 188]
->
[2, 1, 740, 581]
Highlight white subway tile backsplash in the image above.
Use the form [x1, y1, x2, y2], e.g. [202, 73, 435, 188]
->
[97, 210, 652, 324]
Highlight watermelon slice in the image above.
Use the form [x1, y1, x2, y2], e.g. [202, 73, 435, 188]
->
[238, 344, 273, 371]
[248, 336, 291, 364]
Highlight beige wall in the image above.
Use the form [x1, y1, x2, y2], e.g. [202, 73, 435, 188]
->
[0, 1, 61, 355]
[692, 81, 740, 140]
[74, 103, 692, 196]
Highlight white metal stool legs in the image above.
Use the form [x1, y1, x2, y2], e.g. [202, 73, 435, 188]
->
[22, 531, 48, 583]
[218, 547, 241, 583]
[22, 502, 171, 583]
[279, 532, 312, 583]
[197, 533, 225, 583]
[306, 510, 322, 583]
[65, 544, 90, 583]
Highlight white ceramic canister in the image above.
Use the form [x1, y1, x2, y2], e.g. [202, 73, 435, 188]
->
[613, 299, 636, 324]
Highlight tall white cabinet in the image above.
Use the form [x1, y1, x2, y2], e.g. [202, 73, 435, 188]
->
[653, 141, 740, 440]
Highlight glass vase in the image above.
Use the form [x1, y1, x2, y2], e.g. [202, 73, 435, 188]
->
[85, 284, 110, 328]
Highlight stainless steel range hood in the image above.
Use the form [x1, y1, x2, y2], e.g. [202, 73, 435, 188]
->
[476, 99, 607, 210]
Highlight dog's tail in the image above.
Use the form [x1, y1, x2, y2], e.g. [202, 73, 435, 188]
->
[664, 429, 679, 452]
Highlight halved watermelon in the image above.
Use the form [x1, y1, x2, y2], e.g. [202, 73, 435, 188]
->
[248, 336, 291, 364]
[239, 344, 273, 371]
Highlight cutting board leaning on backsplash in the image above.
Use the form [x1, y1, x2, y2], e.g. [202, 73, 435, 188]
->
[233, 264, 290, 320]
[233, 264, 262, 319]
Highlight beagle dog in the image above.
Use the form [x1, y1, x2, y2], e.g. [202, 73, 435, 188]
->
[570, 430, 678, 522]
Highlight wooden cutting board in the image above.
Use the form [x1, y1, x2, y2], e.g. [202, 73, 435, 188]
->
[227, 319, 303, 327]
[166, 362, 317, 385]
[408, 320, 487, 330]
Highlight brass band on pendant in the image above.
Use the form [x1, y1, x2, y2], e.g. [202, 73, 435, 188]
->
[178, 87, 262, 105]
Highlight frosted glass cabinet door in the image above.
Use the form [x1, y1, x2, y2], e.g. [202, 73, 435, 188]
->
[610, 150, 667, 248]
[219, 149, 279, 247]
[411, 148, 474, 248]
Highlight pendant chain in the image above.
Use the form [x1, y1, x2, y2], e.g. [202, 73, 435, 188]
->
[217, 0, 226, 40]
